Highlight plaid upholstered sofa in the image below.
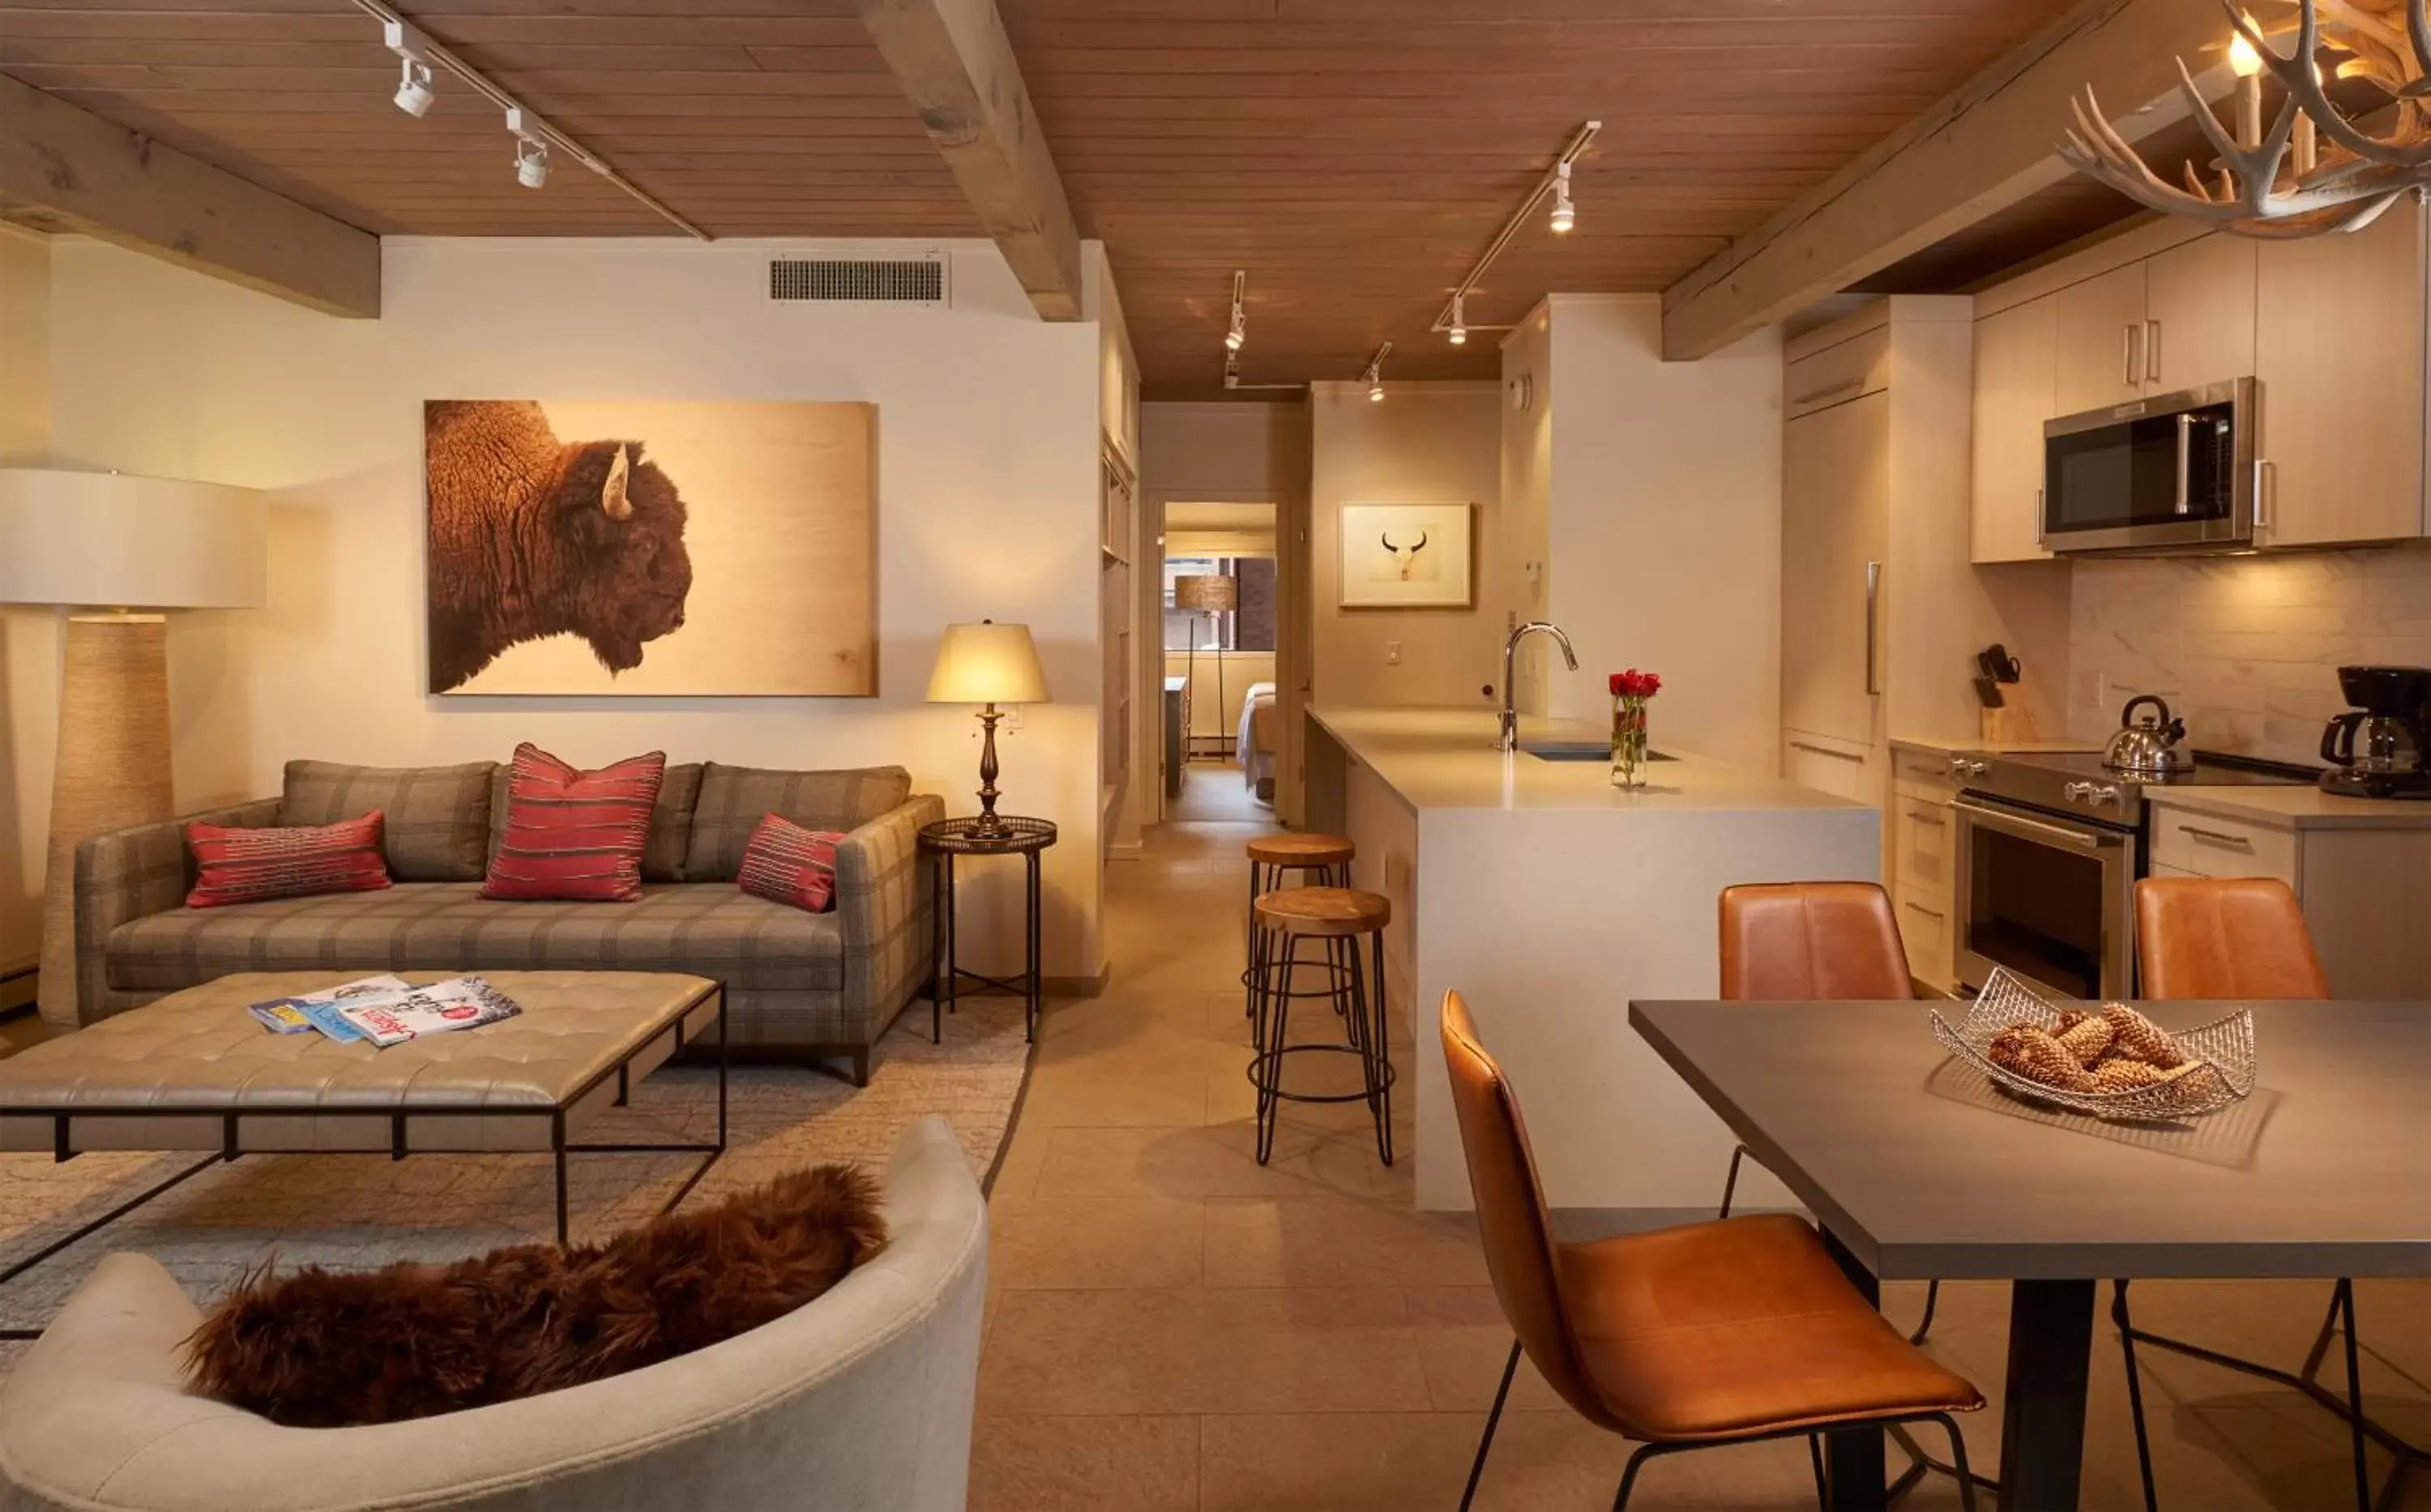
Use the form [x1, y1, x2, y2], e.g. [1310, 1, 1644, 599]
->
[67, 759, 940, 1085]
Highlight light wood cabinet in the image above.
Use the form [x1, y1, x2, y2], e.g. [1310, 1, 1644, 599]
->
[1969, 297, 2057, 564]
[1781, 388, 1889, 748]
[2144, 797, 2431, 997]
[2052, 262, 2148, 414]
[2143, 233, 2255, 394]
[2254, 202, 2428, 548]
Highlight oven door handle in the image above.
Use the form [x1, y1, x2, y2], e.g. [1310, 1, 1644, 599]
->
[1952, 798, 2105, 851]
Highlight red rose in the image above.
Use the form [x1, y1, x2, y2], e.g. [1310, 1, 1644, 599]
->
[1609, 668, 1663, 699]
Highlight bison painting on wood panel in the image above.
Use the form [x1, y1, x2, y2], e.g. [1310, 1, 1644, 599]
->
[423, 400, 876, 696]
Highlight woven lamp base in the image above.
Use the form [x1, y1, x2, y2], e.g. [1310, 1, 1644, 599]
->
[37, 614, 175, 1030]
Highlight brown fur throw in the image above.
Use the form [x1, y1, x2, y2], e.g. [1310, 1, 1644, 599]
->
[182, 1164, 885, 1428]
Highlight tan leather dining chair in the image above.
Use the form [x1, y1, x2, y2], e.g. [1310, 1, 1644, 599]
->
[1712, 884, 1946, 1331]
[1441, 990, 1982, 1512]
[2117, 877, 2363, 1512]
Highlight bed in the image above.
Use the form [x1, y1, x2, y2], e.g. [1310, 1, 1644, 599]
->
[1238, 682, 1279, 804]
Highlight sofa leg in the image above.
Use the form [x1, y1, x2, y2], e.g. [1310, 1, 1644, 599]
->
[850, 1049, 871, 1088]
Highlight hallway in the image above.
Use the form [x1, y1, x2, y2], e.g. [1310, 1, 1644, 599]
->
[965, 819, 2429, 1510]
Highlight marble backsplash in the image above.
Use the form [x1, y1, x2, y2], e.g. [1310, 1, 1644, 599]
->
[2068, 540, 2431, 765]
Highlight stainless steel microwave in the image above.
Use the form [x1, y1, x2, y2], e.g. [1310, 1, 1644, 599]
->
[2041, 378, 2258, 553]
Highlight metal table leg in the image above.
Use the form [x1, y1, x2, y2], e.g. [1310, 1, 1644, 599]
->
[1998, 1278, 2096, 1512]
[1820, 1226, 1890, 1512]
[1026, 849, 1042, 1041]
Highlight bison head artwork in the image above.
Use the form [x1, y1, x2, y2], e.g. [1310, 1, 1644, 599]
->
[424, 401, 694, 694]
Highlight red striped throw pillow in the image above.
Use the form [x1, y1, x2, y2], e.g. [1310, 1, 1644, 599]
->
[186, 812, 391, 908]
[737, 814, 844, 913]
[480, 745, 666, 903]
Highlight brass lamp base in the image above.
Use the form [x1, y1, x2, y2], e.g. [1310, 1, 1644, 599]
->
[972, 702, 1008, 835]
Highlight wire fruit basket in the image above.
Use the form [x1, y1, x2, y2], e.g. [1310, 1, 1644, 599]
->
[1929, 967, 2255, 1121]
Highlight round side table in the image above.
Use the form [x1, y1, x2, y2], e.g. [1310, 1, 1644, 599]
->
[919, 816, 1057, 1044]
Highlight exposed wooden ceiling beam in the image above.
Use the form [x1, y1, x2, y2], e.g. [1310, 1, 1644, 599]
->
[1660, 0, 2230, 360]
[858, 0, 1083, 321]
[0, 72, 379, 318]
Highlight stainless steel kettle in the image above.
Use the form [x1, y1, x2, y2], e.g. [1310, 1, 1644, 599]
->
[2104, 694, 2192, 775]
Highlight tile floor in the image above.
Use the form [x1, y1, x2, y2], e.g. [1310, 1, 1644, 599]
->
[968, 818, 2430, 1510]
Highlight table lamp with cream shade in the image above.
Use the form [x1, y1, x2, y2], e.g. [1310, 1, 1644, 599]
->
[0, 468, 267, 1027]
[1172, 572, 1237, 760]
[926, 621, 1049, 837]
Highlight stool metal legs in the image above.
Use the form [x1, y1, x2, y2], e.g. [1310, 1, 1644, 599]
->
[1242, 858, 1347, 1040]
[1249, 924, 1393, 1168]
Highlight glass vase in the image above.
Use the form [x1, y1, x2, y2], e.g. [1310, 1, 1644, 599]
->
[1611, 697, 1650, 789]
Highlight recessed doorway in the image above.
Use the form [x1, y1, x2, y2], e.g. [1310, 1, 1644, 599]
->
[1163, 502, 1277, 822]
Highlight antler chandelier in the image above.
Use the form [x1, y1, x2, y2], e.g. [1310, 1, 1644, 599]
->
[2061, 0, 2431, 236]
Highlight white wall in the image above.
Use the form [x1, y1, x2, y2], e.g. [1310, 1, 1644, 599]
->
[1309, 382, 1506, 711]
[1520, 296, 1785, 772]
[36, 236, 1109, 979]
[0, 227, 53, 985]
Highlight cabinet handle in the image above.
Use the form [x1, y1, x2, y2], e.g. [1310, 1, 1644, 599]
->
[2146, 318, 2162, 383]
[1908, 809, 1946, 826]
[1790, 740, 1865, 762]
[2177, 823, 2254, 849]
[2035, 486, 2047, 548]
[2252, 457, 2273, 534]
[1903, 900, 1946, 921]
[2173, 412, 2193, 515]
[1864, 561, 1882, 696]
[2123, 322, 2142, 387]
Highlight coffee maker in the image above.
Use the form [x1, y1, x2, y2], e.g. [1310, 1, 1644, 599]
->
[2320, 664, 2431, 799]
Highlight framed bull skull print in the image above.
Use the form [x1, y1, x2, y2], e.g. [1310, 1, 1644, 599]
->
[423, 399, 875, 696]
[1336, 502, 1474, 610]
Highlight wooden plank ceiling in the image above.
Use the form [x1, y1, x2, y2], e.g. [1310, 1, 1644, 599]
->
[0, 0, 2130, 392]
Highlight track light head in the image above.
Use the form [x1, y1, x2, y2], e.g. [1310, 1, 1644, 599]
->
[1448, 293, 1468, 345]
[1368, 382, 1385, 403]
[1550, 160, 1576, 234]
[506, 106, 549, 188]
[1224, 320, 1245, 354]
[393, 58, 435, 118]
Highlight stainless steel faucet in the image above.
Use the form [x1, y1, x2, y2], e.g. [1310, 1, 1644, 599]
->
[1498, 621, 1578, 751]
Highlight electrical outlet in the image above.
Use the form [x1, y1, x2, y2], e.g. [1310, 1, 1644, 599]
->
[1385, 641, 1401, 666]
[2070, 668, 2106, 714]
[1004, 704, 1025, 732]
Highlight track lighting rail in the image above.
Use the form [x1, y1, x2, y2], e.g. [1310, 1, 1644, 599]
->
[1430, 120, 1600, 338]
[345, 0, 708, 241]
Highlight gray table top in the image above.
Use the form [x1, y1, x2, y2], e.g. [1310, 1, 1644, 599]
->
[1629, 1000, 2431, 1281]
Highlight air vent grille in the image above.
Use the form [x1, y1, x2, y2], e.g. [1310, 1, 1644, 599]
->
[767, 257, 946, 305]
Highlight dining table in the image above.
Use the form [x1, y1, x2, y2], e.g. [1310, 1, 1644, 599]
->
[1628, 997, 2431, 1512]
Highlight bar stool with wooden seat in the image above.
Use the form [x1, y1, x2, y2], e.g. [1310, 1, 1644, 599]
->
[1246, 884, 1392, 1167]
[2110, 877, 2403, 1512]
[1441, 990, 1984, 1512]
[1241, 832, 1356, 1040]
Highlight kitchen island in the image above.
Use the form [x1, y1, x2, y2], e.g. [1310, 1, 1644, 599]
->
[1304, 705, 1880, 1217]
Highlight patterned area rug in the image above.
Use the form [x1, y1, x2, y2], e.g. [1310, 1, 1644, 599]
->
[0, 996, 1030, 1368]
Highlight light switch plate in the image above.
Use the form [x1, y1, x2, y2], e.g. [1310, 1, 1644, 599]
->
[1385, 641, 1402, 665]
[2070, 668, 2106, 714]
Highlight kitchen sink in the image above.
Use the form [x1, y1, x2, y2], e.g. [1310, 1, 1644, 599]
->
[1520, 741, 1675, 763]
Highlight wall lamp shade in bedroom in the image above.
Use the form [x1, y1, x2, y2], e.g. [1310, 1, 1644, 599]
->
[0, 468, 269, 1029]
[927, 621, 1049, 835]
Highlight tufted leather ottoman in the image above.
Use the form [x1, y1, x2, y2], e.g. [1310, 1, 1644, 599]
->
[0, 971, 725, 1267]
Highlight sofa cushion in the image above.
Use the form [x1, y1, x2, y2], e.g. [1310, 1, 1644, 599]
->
[282, 761, 497, 882]
[481, 745, 664, 903]
[109, 885, 843, 994]
[489, 762, 703, 884]
[186, 812, 391, 909]
[738, 816, 844, 914]
[683, 765, 912, 883]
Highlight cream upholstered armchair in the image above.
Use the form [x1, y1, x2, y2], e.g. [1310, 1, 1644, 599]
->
[0, 1116, 985, 1512]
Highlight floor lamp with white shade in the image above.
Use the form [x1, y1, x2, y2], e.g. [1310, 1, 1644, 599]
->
[0, 468, 267, 1028]
[1172, 572, 1237, 761]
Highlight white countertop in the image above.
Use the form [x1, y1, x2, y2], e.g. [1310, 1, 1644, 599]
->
[1308, 705, 1871, 815]
[2146, 784, 2431, 831]
[1889, 735, 2102, 757]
